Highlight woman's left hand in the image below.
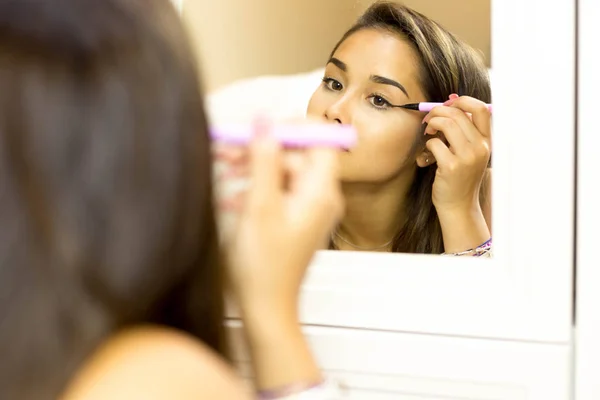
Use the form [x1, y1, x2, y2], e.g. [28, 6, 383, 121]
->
[423, 94, 491, 214]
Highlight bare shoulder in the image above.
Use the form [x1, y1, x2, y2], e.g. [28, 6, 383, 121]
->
[62, 326, 250, 400]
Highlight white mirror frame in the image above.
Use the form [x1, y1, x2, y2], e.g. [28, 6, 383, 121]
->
[203, 0, 575, 344]
[239, 0, 573, 344]
[294, 0, 576, 343]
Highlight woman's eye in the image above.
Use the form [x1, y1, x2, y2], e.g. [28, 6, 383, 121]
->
[323, 77, 343, 91]
[370, 95, 390, 108]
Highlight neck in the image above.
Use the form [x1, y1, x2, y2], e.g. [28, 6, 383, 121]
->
[334, 171, 415, 251]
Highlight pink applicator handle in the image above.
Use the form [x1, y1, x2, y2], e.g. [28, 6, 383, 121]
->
[419, 102, 493, 113]
[209, 124, 358, 150]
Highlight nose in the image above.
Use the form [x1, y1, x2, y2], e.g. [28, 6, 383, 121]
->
[324, 95, 350, 125]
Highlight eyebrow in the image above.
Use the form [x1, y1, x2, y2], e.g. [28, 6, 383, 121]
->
[326, 57, 410, 98]
[327, 57, 347, 72]
[370, 75, 410, 98]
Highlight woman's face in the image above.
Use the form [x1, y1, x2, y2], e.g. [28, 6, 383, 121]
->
[307, 29, 429, 183]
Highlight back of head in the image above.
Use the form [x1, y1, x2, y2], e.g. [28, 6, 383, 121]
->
[333, 1, 491, 253]
[0, 0, 224, 398]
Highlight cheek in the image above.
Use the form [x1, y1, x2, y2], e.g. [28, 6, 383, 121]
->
[341, 117, 421, 179]
[306, 90, 323, 117]
[358, 117, 418, 159]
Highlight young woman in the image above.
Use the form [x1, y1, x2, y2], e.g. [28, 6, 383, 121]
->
[306, 1, 492, 255]
[222, 1, 492, 256]
[0, 0, 343, 398]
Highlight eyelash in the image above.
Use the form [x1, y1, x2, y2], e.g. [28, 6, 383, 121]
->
[322, 76, 342, 92]
[367, 94, 393, 110]
[321, 77, 393, 111]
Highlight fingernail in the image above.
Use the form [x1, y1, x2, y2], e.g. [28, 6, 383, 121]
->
[223, 169, 241, 178]
[443, 94, 460, 106]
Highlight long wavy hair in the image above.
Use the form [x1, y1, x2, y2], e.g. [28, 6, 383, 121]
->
[330, 1, 491, 253]
[0, 0, 226, 398]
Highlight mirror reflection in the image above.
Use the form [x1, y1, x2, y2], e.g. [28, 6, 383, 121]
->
[185, 0, 492, 257]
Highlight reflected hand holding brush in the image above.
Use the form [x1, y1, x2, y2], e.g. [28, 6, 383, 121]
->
[419, 94, 493, 253]
[395, 101, 492, 113]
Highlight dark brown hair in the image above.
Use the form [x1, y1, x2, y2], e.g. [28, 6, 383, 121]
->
[0, 0, 225, 398]
[331, 1, 491, 253]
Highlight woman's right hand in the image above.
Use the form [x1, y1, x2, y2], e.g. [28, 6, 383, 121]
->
[222, 119, 344, 391]
[223, 119, 343, 312]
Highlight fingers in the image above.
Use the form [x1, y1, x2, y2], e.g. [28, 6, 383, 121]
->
[290, 148, 338, 194]
[308, 148, 344, 223]
[213, 144, 247, 163]
[422, 94, 491, 164]
[247, 120, 283, 209]
[213, 144, 249, 180]
[219, 189, 247, 213]
[445, 96, 492, 138]
[423, 106, 480, 145]
[231, 118, 344, 231]
[283, 151, 307, 193]
[425, 137, 455, 167]
[306, 149, 341, 202]
[288, 147, 344, 221]
[304, 148, 339, 183]
[424, 115, 469, 153]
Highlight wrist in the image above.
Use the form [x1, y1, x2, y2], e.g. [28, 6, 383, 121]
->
[435, 201, 481, 219]
[239, 300, 300, 344]
[436, 204, 490, 254]
[240, 304, 322, 391]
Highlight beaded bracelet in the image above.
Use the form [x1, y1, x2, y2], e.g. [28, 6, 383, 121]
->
[257, 378, 345, 399]
[442, 238, 492, 257]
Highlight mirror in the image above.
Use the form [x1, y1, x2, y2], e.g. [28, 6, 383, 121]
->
[183, 0, 493, 257]
[176, 3, 575, 395]
[175, 0, 574, 353]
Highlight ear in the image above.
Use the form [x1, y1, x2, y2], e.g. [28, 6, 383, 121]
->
[416, 149, 435, 168]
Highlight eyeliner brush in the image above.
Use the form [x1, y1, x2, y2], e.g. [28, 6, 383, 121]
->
[394, 102, 493, 113]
